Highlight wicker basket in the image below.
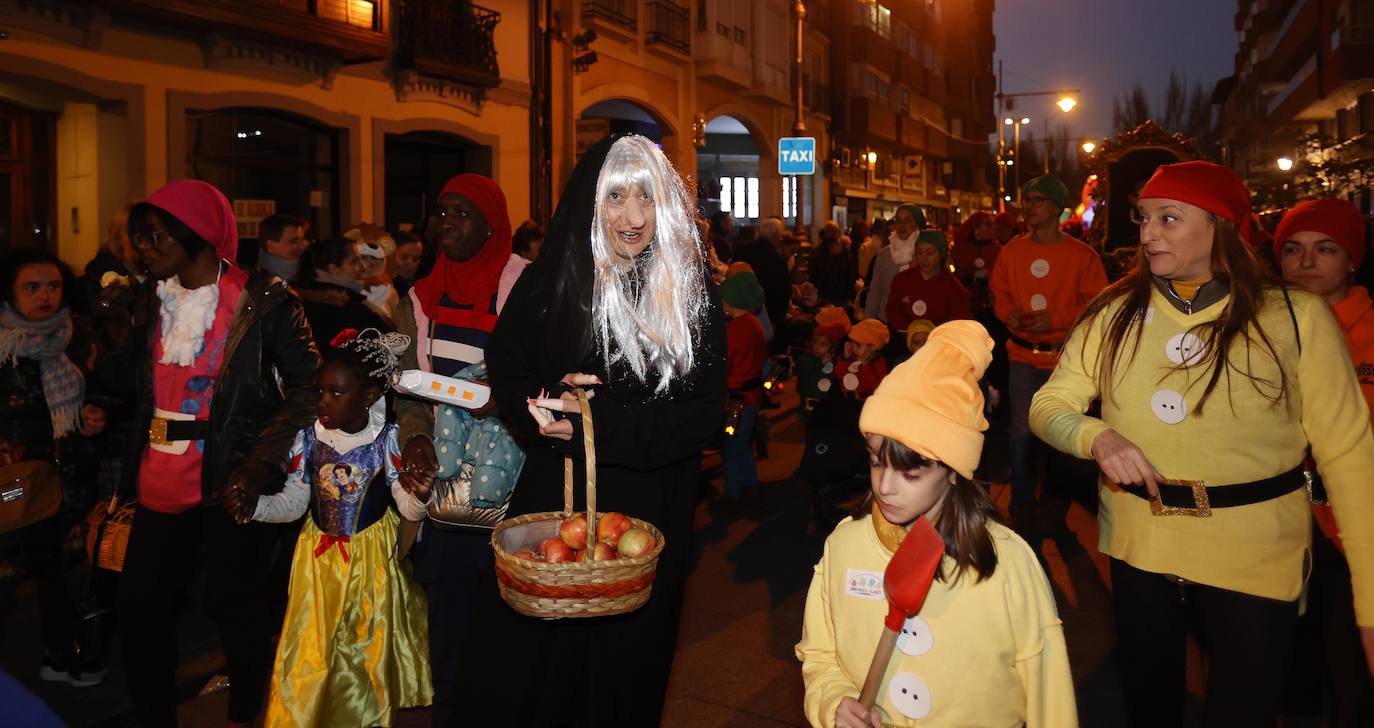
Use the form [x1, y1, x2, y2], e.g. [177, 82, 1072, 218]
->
[492, 388, 665, 619]
[85, 494, 135, 572]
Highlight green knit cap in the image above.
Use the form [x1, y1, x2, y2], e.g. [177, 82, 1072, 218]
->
[720, 271, 765, 312]
[916, 229, 949, 265]
[1022, 174, 1070, 209]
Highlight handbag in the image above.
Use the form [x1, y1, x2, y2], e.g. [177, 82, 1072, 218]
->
[424, 361, 526, 532]
[85, 493, 135, 572]
[427, 462, 509, 531]
[0, 459, 62, 535]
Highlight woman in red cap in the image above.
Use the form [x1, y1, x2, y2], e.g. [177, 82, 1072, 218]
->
[390, 173, 529, 727]
[1031, 161, 1374, 727]
[115, 179, 322, 728]
[1276, 198, 1374, 726]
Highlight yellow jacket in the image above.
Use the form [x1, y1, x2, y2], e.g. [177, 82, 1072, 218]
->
[1030, 285, 1374, 624]
[796, 515, 1077, 727]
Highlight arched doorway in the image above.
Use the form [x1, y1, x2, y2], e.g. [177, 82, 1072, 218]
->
[186, 108, 341, 245]
[383, 131, 492, 232]
[696, 115, 762, 224]
[577, 99, 666, 159]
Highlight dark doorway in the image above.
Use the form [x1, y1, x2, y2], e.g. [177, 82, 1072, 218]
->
[0, 101, 56, 254]
[384, 131, 491, 233]
[186, 108, 341, 256]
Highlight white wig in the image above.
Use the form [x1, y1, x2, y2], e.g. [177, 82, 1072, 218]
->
[589, 135, 708, 392]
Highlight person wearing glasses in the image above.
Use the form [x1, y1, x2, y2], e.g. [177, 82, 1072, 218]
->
[115, 180, 321, 728]
[988, 174, 1107, 539]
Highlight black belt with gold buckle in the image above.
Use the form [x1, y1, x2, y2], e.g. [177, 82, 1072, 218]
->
[149, 417, 210, 445]
[1125, 464, 1309, 517]
[1006, 333, 1062, 354]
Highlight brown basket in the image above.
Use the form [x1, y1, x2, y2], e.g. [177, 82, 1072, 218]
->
[492, 388, 665, 619]
[85, 494, 135, 572]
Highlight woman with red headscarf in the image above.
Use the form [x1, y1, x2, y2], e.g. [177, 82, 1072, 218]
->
[392, 173, 528, 727]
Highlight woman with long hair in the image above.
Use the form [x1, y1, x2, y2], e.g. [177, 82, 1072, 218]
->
[1031, 162, 1374, 726]
[453, 134, 726, 726]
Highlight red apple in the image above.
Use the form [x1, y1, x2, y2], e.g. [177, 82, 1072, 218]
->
[559, 513, 589, 550]
[513, 547, 539, 561]
[597, 512, 633, 546]
[617, 528, 655, 559]
[590, 542, 619, 561]
[540, 537, 574, 563]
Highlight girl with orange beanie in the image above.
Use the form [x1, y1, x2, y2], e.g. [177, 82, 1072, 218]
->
[1275, 197, 1374, 726]
[1032, 162, 1374, 726]
[798, 320, 1076, 728]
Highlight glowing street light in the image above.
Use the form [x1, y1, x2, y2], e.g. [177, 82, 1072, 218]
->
[1081, 141, 1096, 154]
[1004, 117, 1014, 126]
[1020, 116, 1031, 125]
[1277, 156, 1294, 171]
[866, 151, 878, 166]
[1057, 96, 1078, 113]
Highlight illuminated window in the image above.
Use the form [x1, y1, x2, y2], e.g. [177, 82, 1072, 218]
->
[747, 177, 760, 219]
[720, 177, 732, 212]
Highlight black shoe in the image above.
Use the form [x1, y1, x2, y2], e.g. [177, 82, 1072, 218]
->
[40, 654, 106, 688]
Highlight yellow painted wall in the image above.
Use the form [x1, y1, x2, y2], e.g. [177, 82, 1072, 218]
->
[1, 7, 534, 263]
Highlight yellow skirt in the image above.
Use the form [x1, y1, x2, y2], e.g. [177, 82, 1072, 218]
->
[264, 509, 433, 728]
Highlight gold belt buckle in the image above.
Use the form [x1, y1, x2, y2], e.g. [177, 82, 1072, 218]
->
[1149, 478, 1212, 518]
[149, 416, 170, 446]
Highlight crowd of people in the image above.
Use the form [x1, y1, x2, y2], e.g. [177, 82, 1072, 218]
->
[1, 134, 1373, 728]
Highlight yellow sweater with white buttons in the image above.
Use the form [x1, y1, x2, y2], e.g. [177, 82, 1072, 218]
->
[796, 516, 1077, 728]
[1030, 286, 1374, 624]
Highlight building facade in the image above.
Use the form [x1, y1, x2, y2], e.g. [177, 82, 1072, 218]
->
[0, 0, 532, 267]
[1, 0, 997, 267]
[825, 0, 996, 228]
[1217, 0, 1374, 213]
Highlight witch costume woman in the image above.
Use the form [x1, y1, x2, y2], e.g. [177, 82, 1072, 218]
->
[450, 135, 727, 726]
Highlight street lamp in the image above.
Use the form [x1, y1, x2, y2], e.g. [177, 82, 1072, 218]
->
[1082, 141, 1096, 154]
[1277, 156, 1294, 171]
[994, 60, 1081, 208]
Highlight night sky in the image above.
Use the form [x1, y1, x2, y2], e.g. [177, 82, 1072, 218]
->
[992, 0, 1239, 142]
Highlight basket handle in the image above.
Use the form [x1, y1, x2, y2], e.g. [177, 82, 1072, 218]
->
[560, 388, 598, 563]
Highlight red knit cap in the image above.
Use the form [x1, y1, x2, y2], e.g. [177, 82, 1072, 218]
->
[1272, 198, 1368, 269]
[1139, 161, 1254, 243]
[144, 179, 238, 260]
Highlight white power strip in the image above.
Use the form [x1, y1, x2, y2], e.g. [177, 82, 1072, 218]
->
[395, 370, 492, 410]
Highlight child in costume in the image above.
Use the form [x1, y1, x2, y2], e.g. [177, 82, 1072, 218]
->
[720, 271, 768, 500]
[833, 319, 891, 398]
[233, 327, 433, 727]
[797, 320, 1076, 728]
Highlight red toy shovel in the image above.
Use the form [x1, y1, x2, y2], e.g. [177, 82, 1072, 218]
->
[857, 515, 946, 709]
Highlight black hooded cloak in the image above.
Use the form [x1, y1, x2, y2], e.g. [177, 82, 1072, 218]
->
[452, 136, 727, 727]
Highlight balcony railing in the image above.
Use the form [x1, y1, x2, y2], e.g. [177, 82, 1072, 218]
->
[397, 0, 501, 88]
[647, 1, 690, 54]
[583, 0, 637, 32]
[101, 0, 389, 61]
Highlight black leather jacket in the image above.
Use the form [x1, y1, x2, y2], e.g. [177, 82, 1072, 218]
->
[118, 269, 322, 503]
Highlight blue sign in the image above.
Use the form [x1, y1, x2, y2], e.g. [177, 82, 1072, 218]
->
[778, 137, 817, 176]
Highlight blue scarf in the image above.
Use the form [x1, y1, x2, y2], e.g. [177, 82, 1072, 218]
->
[0, 304, 84, 438]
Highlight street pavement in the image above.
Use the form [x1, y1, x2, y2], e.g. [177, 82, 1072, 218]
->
[4, 385, 1224, 727]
